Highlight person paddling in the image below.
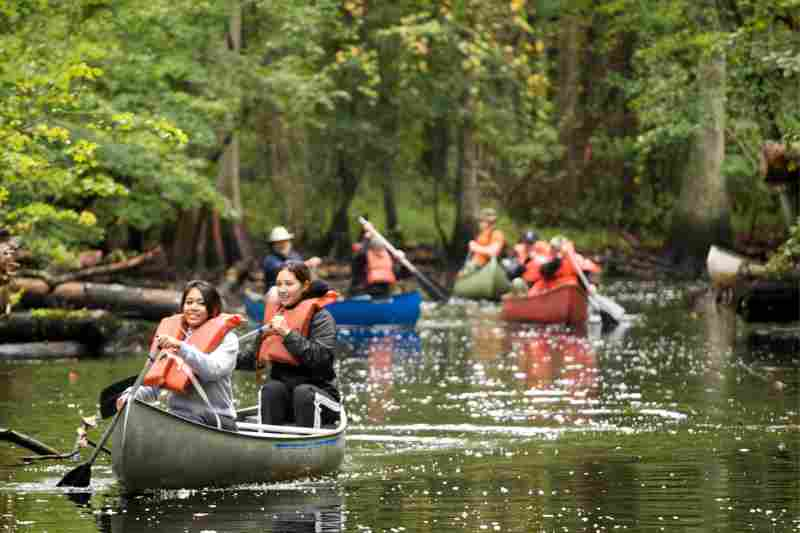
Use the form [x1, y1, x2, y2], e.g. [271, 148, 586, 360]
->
[250, 261, 341, 428]
[459, 207, 506, 275]
[349, 230, 409, 298]
[116, 280, 241, 430]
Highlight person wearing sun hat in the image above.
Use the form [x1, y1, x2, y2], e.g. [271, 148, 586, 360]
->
[262, 226, 321, 292]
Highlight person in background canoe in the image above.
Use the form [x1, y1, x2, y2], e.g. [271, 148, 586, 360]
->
[262, 226, 322, 292]
[507, 230, 549, 296]
[252, 261, 341, 428]
[116, 280, 240, 430]
[459, 207, 506, 276]
[504, 229, 540, 280]
[349, 238, 409, 299]
[530, 236, 601, 293]
[529, 236, 578, 293]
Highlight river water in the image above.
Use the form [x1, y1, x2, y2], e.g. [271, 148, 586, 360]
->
[1, 281, 798, 532]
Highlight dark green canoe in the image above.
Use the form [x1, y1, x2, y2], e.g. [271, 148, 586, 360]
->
[112, 400, 346, 491]
[452, 257, 511, 300]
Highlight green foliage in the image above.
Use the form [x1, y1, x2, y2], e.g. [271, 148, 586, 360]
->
[766, 217, 800, 274]
[0, 0, 237, 265]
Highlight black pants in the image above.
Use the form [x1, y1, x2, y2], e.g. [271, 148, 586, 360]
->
[259, 380, 339, 427]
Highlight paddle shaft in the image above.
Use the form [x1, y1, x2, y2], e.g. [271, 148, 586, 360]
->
[565, 249, 624, 321]
[358, 217, 449, 301]
[566, 250, 595, 300]
[87, 360, 151, 466]
[99, 323, 269, 417]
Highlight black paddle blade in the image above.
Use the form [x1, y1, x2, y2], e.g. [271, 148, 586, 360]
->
[99, 375, 136, 419]
[414, 272, 449, 302]
[57, 463, 91, 488]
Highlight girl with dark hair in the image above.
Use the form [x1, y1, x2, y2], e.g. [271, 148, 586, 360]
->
[117, 280, 241, 430]
[253, 261, 341, 427]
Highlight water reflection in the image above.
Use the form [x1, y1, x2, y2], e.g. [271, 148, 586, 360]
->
[511, 327, 598, 398]
[1, 282, 800, 533]
[97, 486, 344, 533]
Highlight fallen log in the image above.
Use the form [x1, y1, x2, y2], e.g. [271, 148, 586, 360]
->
[0, 341, 92, 360]
[0, 309, 118, 345]
[52, 246, 164, 285]
[0, 427, 61, 456]
[50, 282, 180, 320]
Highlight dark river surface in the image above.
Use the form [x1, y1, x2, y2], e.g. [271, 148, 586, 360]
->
[1, 281, 799, 532]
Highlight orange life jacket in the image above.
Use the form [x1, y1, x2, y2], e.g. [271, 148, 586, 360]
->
[257, 292, 338, 366]
[522, 241, 553, 284]
[473, 228, 505, 267]
[144, 313, 244, 393]
[530, 241, 580, 292]
[366, 248, 396, 285]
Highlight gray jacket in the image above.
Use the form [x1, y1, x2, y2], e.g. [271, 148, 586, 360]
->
[134, 331, 239, 419]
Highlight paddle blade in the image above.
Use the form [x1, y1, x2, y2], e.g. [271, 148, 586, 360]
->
[589, 292, 625, 324]
[98, 375, 136, 419]
[414, 272, 449, 302]
[57, 463, 91, 488]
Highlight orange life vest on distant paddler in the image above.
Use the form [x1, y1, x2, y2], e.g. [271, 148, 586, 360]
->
[366, 248, 396, 285]
[473, 228, 505, 267]
[257, 292, 338, 366]
[144, 313, 244, 393]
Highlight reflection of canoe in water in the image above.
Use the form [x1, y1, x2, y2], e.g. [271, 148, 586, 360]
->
[452, 257, 511, 300]
[244, 289, 422, 327]
[337, 326, 422, 357]
[501, 281, 588, 325]
[111, 485, 344, 532]
[112, 399, 346, 491]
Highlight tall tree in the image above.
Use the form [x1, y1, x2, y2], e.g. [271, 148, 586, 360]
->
[666, 48, 731, 272]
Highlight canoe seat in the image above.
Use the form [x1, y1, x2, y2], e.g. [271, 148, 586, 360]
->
[239, 393, 341, 431]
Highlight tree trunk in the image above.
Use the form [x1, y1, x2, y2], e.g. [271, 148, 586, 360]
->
[666, 50, 731, 274]
[383, 177, 400, 242]
[449, 113, 481, 264]
[318, 154, 361, 258]
[557, 12, 586, 211]
[423, 120, 451, 250]
[267, 114, 306, 242]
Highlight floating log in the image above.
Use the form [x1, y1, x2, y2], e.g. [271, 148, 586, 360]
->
[50, 282, 180, 320]
[0, 309, 118, 345]
[0, 341, 92, 360]
[0, 427, 61, 456]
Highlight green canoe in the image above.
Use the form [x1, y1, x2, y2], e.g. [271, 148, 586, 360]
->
[452, 257, 511, 300]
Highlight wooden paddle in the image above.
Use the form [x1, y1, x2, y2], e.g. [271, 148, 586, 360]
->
[57, 357, 152, 488]
[358, 217, 450, 302]
[565, 249, 625, 324]
[98, 323, 272, 419]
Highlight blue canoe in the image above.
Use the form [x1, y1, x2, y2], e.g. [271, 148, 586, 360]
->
[244, 289, 422, 327]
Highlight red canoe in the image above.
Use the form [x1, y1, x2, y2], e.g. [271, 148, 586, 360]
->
[501, 281, 588, 325]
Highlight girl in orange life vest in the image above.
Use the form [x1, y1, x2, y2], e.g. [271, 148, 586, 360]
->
[116, 280, 240, 430]
[256, 261, 340, 427]
[460, 207, 506, 275]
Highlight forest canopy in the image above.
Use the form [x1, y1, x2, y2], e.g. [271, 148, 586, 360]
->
[1, 0, 798, 273]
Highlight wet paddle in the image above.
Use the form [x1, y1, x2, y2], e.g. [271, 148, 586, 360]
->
[97, 323, 272, 419]
[57, 358, 152, 488]
[358, 217, 450, 302]
[566, 249, 625, 324]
